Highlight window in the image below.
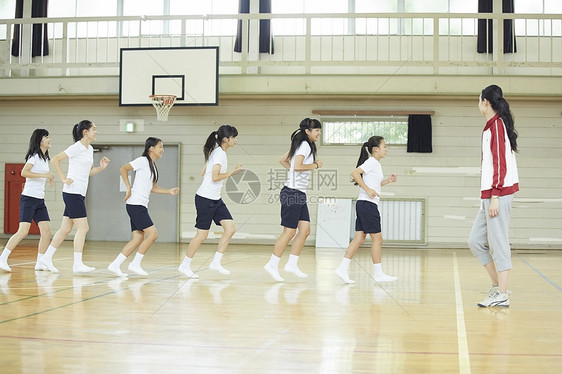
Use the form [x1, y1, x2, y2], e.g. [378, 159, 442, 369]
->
[0, 0, 16, 40]
[322, 117, 408, 145]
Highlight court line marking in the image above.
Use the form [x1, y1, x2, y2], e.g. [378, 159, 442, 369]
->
[517, 256, 562, 292]
[453, 252, 472, 374]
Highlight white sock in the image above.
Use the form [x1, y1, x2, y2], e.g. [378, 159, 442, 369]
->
[131, 252, 144, 266]
[212, 252, 223, 264]
[113, 253, 127, 266]
[44, 245, 57, 261]
[37, 253, 44, 262]
[373, 263, 384, 275]
[339, 257, 351, 271]
[286, 254, 301, 268]
[0, 248, 12, 261]
[269, 254, 281, 266]
[74, 252, 83, 266]
[182, 256, 193, 267]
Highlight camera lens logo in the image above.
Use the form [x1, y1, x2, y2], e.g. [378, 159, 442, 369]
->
[225, 169, 261, 204]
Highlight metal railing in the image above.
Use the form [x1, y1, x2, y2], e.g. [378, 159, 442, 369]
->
[1, 12, 560, 77]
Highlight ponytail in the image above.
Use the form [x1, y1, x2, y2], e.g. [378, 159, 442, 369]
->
[141, 137, 162, 183]
[481, 85, 518, 152]
[353, 136, 384, 185]
[73, 120, 93, 142]
[286, 118, 322, 161]
[203, 125, 238, 161]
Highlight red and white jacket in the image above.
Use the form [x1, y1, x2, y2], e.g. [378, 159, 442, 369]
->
[480, 114, 519, 199]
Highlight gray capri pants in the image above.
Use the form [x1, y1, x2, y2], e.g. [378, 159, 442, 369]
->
[468, 194, 514, 272]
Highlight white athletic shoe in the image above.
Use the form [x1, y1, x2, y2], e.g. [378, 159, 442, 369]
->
[35, 261, 48, 271]
[39, 258, 59, 274]
[373, 273, 398, 283]
[334, 267, 355, 284]
[107, 262, 128, 277]
[0, 260, 12, 272]
[283, 264, 308, 278]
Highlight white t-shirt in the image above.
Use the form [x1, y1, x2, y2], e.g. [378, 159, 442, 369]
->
[22, 154, 50, 199]
[196, 147, 227, 200]
[125, 156, 155, 207]
[285, 141, 313, 193]
[357, 157, 383, 205]
[63, 141, 93, 197]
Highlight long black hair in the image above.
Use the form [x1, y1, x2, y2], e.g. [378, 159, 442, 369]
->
[142, 137, 162, 184]
[286, 118, 322, 161]
[203, 124, 238, 161]
[481, 84, 518, 152]
[353, 136, 384, 185]
[25, 128, 50, 162]
[72, 120, 94, 142]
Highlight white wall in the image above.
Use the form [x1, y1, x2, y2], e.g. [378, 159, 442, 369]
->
[1, 95, 560, 248]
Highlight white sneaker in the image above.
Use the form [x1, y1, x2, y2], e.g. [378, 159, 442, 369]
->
[107, 262, 128, 277]
[73, 264, 96, 273]
[334, 267, 355, 284]
[209, 261, 231, 275]
[478, 291, 510, 307]
[283, 264, 308, 278]
[178, 263, 199, 279]
[264, 262, 285, 282]
[127, 263, 148, 276]
[35, 261, 48, 271]
[373, 273, 398, 283]
[0, 260, 11, 272]
[39, 258, 59, 274]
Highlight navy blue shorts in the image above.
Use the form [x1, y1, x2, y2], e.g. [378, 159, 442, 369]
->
[355, 200, 381, 234]
[62, 192, 87, 219]
[194, 194, 233, 230]
[280, 186, 310, 229]
[126, 204, 154, 232]
[19, 195, 50, 224]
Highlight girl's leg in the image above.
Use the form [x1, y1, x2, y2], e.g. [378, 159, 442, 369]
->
[335, 231, 367, 284]
[178, 229, 209, 278]
[284, 220, 311, 278]
[108, 230, 144, 277]
[0, 222, 32, 272]
[264, 227, 297, 282]
[72, 217, 95, 273]
[128, 226, 158, 276]
[35, 221, 52, 271]
[41, 217, 74, 273]
[209, 220, 235, 275]
[370, 233, 397, 282]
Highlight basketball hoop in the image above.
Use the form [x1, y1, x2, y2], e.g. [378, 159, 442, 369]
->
[149, 95, 176, 121]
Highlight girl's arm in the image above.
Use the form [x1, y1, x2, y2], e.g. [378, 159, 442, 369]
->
[279, 152, 291, 171]
[151, 184, 180, 195]
[90, 156, 110, 176]
[293, 155, 323, 171]
[381, 173, 398, 186]
[120, 163, 133, 201]
[211, 163, 243, 182]
[351, 167, 378, 199]
[21, 163, 55, 186]
[50, 151, 72, 185]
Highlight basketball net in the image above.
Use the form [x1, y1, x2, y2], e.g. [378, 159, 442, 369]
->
[149, 95, 176, 121]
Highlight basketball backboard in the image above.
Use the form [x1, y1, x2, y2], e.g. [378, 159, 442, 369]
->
[119, 47, 219, 106]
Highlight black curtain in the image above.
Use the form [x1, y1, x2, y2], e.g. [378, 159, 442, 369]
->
[11, 0, 49, 57]
[407, 115, 433, 153]
[234, 0, 274, 54]
[477, 0, 516, 53]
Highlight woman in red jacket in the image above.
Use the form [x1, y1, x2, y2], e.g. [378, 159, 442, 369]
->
[469, 84, 519, 308]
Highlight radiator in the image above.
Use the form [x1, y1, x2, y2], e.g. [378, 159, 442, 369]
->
[351, 198, 426, 244]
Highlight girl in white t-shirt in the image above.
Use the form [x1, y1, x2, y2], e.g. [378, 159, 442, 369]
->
[334, 136, 398, 284]
[264, 118, 323, 282]
[178, 125, 242, 279]
[39, 120, 110, 274]
[0, 129, 55, 272]
[107, 137, 179, 277]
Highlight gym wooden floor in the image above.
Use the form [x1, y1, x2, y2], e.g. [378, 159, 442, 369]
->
[0, 241, 561, 373]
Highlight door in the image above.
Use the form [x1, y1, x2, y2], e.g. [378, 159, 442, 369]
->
[85, 144, 180, 242]
[4, 163, 40, 235]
